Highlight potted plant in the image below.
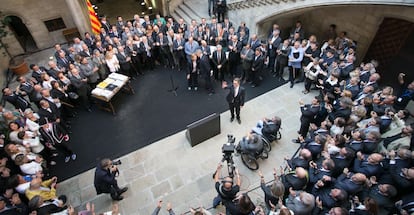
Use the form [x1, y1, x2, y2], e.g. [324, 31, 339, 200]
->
[0, 11, 29, 76]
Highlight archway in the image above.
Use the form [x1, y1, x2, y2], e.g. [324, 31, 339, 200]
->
[6, 15, 38, 52]
[364, 18, 414, 88]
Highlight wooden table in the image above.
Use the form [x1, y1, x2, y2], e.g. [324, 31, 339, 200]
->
[91, 73, 135, 115]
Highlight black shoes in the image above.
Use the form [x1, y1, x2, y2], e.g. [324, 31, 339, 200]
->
[118, 187, 128, 195]
[237, 118, 241, 124]
[290, 83, 294, 88]
[112, 195, 123, 201]
[230, 117, 234, 122]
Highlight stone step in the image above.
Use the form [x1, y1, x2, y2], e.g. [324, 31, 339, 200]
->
[181, 1, 203, 20]
[174, 6, 193, 24]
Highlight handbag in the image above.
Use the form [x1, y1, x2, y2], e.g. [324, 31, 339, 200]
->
[68, 92, 79, 99]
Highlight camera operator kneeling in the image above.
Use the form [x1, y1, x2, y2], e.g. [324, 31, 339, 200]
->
[94, 158, 128, 201]
[237, 133, 264, 157]
[213, 164, 241, 211]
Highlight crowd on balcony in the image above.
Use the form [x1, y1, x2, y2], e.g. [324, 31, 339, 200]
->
[0, 6, 413, 214]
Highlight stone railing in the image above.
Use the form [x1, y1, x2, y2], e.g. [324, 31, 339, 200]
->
[227, 0, 299, 10]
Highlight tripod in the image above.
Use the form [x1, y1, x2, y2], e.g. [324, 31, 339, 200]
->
[167, 72, 179, 96]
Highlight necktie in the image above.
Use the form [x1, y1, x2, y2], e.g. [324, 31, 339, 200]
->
[218, 52, 221, 64]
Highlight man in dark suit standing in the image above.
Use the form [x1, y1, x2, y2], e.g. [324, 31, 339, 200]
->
[211, 45, 227, 82]
[223, 78, 245, 124]
[197, 49, 214, 95]
[297, 97, 320, 138]
[251, 48, 264, 88]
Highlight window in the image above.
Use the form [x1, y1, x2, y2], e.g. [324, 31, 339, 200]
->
[44, 18, 66, 32]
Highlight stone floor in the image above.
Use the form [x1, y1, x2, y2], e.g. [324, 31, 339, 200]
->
[51, 77, 317, 214]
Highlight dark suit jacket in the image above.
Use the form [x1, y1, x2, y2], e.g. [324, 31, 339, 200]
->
[3, 93, 30, 111]
[56, 56, 72, 70]
[212, 50, 227, 68]
[37, 101, 61, 123]
[199, 55, 211, 78]
[116, 52, 131, 71]
[39, 122, 67, 145]
[334, 173, 364, 195]
[252, 55, 264, 72]
[225, 85, 245, 106]
[353, 159, 382, 177]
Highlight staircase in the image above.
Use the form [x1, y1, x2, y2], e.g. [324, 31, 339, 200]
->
[227, 0, 302, 11]
[171, 0, 208, 25]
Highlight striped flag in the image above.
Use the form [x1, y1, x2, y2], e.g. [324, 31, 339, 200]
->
[86, 0, 101, 34]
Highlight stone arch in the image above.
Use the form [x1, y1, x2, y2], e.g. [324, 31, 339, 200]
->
[254, 4, 414, 62]
[5, 15, 38, 52]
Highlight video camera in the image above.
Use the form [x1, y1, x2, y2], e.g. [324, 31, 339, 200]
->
[222, 134, 235, 154]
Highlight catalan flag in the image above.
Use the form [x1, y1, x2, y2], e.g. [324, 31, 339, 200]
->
[86, 0, 101, 34]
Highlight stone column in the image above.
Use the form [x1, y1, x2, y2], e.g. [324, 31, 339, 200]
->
[65, 0, 91, 37]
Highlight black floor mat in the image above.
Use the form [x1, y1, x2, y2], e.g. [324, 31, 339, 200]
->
[50, 66, 287, 180]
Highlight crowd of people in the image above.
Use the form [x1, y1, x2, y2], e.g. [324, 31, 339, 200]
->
[206, 20, 414, 215]
[0, 3, 413, 214]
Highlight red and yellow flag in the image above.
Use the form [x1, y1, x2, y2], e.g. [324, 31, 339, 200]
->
[86, 0, 101, 34]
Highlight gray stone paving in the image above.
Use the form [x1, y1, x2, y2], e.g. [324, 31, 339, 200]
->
[53, 80, 318, 214]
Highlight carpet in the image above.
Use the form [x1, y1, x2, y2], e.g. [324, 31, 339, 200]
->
[50, 67, 287, 180]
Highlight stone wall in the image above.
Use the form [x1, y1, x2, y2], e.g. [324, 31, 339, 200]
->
[1, 0, 77, 54]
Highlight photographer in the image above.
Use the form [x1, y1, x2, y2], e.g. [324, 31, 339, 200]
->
[94, 158, 128, 201]
[212, 164, 241, 210]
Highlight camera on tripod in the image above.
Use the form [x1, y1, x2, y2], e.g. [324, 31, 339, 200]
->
[220, 134, 236, 178]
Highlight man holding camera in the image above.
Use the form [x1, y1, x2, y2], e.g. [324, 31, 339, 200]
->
[94, 158, 128, 201]
[213, 163, 241, 210]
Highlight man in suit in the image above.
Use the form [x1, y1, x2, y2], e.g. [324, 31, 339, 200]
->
[223, 78, 245, 124]
[281, 167, 309, 191]
[211, 45, 227, 81]
[268, 29, 282, 74]
[275, 39, 291, 80]
[2, 87, 31, 111]
[228, 35, 242, 77]
[297, 97, 320, 138]
[69, 68, 92, 112]
[55, 50, 72, 71]
[116, 46, 134, 78]
[173, 34, 187, 72]
[251, 48, 264, 87]
[353, 152, 383, 177]
[240, 44, 254, 83]
[196, 49, 214, 95]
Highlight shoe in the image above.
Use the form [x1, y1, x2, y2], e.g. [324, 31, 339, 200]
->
[118, 187, 128, 194]
[302, 90, 309, 94]
[237, 118, 241, 124]
[230, 117, 234, 122]
[188, 87, 191, 90]
[50, 161, 57, 166]
[290, 83, 294, 88]
[112, 195, 124, 201]
[291, 139, 300, 144]
[65, 156, 70, 163]
[71, 154, 77, 160]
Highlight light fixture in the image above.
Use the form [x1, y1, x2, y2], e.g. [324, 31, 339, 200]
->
[148, 6, 152, 9]
[141, 1, 145, 5]
[141, 12, 145, 15]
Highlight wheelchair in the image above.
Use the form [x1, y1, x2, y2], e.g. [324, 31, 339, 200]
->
[252, 117, 282, 151]
[236, 134, 271, 170]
